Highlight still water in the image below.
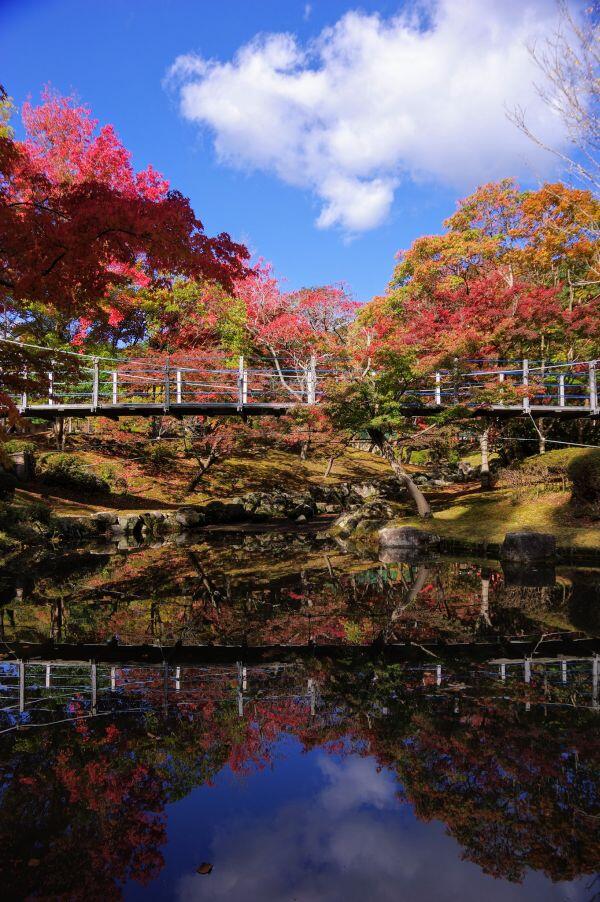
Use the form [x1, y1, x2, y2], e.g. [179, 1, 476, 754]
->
[0, 528, 599, 900]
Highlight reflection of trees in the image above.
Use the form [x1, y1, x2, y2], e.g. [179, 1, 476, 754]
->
[1, 659, 599, 895]
[2, 542, 593, 648]
[391, 703, 600, 883]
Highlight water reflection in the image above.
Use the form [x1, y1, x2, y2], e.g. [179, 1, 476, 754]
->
[0, 532, 596, 648]
[0, 534, 599, 899]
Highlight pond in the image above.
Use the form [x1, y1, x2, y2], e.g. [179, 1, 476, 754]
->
[0, 528, 599, 900]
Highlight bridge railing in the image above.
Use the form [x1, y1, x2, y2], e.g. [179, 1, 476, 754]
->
[5, 351, 599, 413]
[413, 359, 599, 411]
[1, 655, 597, 733]
[10, 355, 323, 409]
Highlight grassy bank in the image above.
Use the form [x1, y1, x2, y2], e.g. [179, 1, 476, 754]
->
[400, 486, 600, 553]
[9, 443, 390, 516]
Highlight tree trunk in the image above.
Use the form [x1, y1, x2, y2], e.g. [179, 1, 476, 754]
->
[480, 428, 491, 490]
[54, 417, 65, 451]
[186, 458, 210, 494]
[324, 455, 335, 478]
[478, 571, 492, 630]
[538, 417, 546, 455]
[369, 430, 431, 518]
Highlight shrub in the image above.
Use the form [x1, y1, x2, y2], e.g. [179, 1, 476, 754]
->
[143, 441, 178, 473]
[568, 449, 600, 512]
[2, 439, 37, 455]
[39, 453, 109, 494]
[0, 500, 51, 531]
[502, 447, 595, 495]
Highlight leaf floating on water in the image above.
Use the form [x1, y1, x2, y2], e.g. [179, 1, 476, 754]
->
[197, 862, 213, 875]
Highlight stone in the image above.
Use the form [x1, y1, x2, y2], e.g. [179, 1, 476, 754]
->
[9, 451, 34, 480]
[94, 511, 118, 528]
[112, 514, 143, 536]
[378, 526, 440, 549]
[500, 530, 556, 562]
[175, 507, 203, 528]
[202, 501, 246, 523]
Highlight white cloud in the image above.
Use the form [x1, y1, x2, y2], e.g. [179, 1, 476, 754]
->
[168, 0, 573, 234]
[175, 752, 585, 902]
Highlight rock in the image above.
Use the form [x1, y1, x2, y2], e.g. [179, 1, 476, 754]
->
[175, 507, 204, 528]
[351, 482, 380, 500]
[332, 510, 367, 536]
[112, 514, 143, 536]
[332, 501, 397, 537]
[502, 561, 556, 588]
[378, 526, 440, 550]
[9, 451, 35, 480]
[500, 530, 556, 562]
[202, 501, 246, 523]
[93, 511, 118, 529]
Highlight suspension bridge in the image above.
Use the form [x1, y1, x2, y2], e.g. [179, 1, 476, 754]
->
[1, 340, 599, 420]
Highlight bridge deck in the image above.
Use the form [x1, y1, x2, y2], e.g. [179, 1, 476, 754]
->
[16, 401, 600, 420]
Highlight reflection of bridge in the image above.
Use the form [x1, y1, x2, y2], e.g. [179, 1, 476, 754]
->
[4, 348, 599, 419]
[3, 633, 599, 665]
[1, 650, 598, 734]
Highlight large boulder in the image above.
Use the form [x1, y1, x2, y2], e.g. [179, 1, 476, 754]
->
[378, 526, 440, 550]
[500, 530, 556, 562]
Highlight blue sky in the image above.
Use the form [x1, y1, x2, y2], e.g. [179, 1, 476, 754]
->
[0, 0, 568, 301]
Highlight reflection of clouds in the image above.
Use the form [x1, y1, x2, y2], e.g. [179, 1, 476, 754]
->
[318, 756, 397, 814]
[177, 753, 588, 902]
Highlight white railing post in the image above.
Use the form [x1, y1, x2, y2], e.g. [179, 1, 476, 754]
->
[45, 664, 51, 689]
[164, 359, 171, 409]
[238, 356, 247, 406]
[558, 373, 566, 408]
[176, 369, 182, 404]
[92, 358, 99, 409]
[589, 362, 598, 411]
[497, 371, 505, 407]
[524, 658, 531, 684]
[112, 371, 118, 405]
[91, 661, 97, 715]
[48, 369, 54, 405]
[522, 359, 530, 412]
[434, 372, 442, 406]
[21, 367, 28, 409]
[307, 356, 317, 404]
[18, 660, 25, 714]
